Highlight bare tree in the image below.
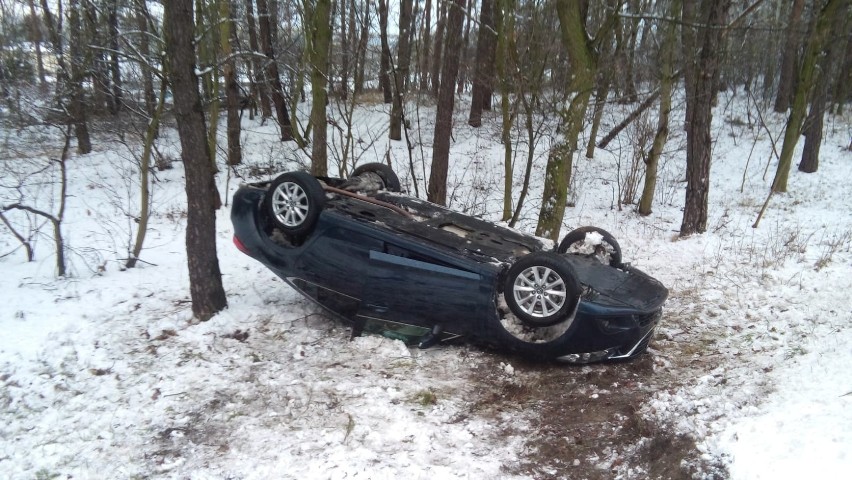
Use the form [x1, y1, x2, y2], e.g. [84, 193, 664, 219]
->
[680, 0, 730, 236]
[427, 0, 465, 206]
[244, 0, 273, 119]
[771, 0, 845, 192]
[378, 0, 393, 103]
[223, 0, 242, 166]
[257, 0, 295, 141]
[390, 0, 413, 140]
[535, 1, 618, 241]
[468, 0, 496, 127]
[308, 0, 333, 176]
[163, 0, 227, 321]
[774, 0, 805, 112]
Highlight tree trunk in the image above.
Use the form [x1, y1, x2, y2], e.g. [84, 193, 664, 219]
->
[378, 0, 393, 103]
[257, 0, 294, 140]
[427, 0, 465, 206]
[245, 0, 272, 119]
[456, 0, 472, 94]
[680, 0, 730, 236]
[309, 0, 332, 176]
[390, 0, 413, 140]
[772, 0, 844, 192]
[223, 0, 242, 166]
[68, 0, 92, 154]
[496, 0, 514, 221]
[774, 0, 806, 113]
[799, 0, 848, 173]
[419, 0, 432, 91]
[535, 1, 610, 241]
[468, 0, 496, 127]
[26, 0, 47, 90]
[108, 0, 123, 114]
[354, 0, 370, 95]
[135, 1, 157, 121]
[639, 0, 681, 216]
[163, 0, 228, 321]
[431, 0, 448, 95]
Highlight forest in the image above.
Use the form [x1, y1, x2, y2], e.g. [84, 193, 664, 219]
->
[0, 0, 850, 478]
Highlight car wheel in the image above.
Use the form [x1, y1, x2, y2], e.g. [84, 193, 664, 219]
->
[557, 226, 623, 267]
[504, 252, 582, 328]
[264, 171, 326, 236]
[351, 162, 401, 192]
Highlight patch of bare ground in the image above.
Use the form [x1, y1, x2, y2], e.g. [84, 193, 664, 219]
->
[464, 346, 728, 479]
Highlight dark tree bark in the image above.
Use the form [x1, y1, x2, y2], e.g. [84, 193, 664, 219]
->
[468, 0, 496, 127]
[245, 0, 273, 119]
[456, 0, 472, 94]
[419, 0, 433, 91]
[354, 0, 370, 95]
[427, 0, 465, 206]
[431, 0, 448, 95]
[163, 0, 227, 321]
[26, 0, 47, 90]
[223, 0, 242, 166]
[390, 0, 413, 140]
[680, 0, 730, 236]
[774, 0, 805, 113]
[257, 0, 294, 140]
[378, 0, 393, 103]
[68, 0, 92, 154]
[800, 1, 848, 173]
[773, 0, 846, 188]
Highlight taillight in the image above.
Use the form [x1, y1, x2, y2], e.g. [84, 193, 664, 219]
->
[233, 235, 251, 255]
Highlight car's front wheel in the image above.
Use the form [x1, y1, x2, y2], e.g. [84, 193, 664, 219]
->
[557, 226, 623, 267]
[503, 252, 582, 328]
[264, 171, 326, 236]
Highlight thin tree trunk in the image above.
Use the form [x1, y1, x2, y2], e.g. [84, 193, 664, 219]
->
[163, 0, 228, 321]
[535, 1, 614, 241]
[354, 0, 370, 95]
[774, 0, 805, 112]
[309, 0, 332, 176]
[639, 0, 680, 216]
[427, 0, 465, 206]
[772, 0, 843, 191]
[223, 0, 242, 166]
[245, 0, 272, 119]
[68, 0, 92, 154]
[431, 0, 448, 95]
[390, 0, 413, 140]
[419, 0, 432, 91]
[378, 0, 392, 103]
[27, 0, 47, 90]
[108, 0, 122, 114]
[456, 0, 472, 94]
[469, 0, 496, 127]
[135, 1, 157, 120]
[680, 0, 730, 236]
[257, 0, 294, 141]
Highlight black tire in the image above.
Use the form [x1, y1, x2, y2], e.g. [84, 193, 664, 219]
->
[503, 252, 582, 328]
[264, 171, 326, 236]
[557, 226, 623, 267]
[351, 162, 401, 192]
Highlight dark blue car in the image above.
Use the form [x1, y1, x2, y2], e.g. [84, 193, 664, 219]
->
[231, 164, 668, 363]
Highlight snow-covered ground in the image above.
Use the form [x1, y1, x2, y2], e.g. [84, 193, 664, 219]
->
[1, 91, 850, 478]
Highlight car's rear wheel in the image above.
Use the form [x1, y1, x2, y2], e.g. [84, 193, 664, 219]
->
[558, 226, 623, 267]
[351, 162, 401, 192]
[504, 252, 582, 328]
[265, 171, 326, 236]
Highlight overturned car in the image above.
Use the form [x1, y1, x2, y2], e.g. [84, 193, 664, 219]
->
[231, 164, 668, 363]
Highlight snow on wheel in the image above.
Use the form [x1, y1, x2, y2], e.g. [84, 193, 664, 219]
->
[503, 252, 582, 328]
[351, 163, 401, 192]
[264, 171, 326, 236]
[557, 226, 623, 267]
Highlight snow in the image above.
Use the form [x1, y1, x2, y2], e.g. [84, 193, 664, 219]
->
[1, 89, 851, 478]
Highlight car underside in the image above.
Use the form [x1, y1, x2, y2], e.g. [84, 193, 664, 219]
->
[231, 165, 669, 363]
